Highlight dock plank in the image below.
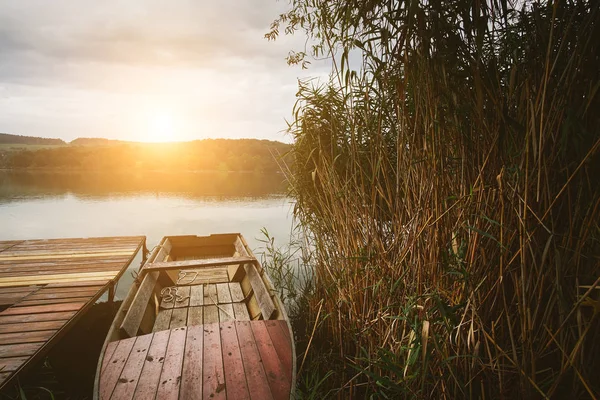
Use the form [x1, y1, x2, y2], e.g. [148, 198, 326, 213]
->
[99, 337, 137, 400]
[133, 330, 170, 399]
[203, 323, 226, 400]
[0, 357, 30, 372]
[0, 311, 75, 324]
[252, 321, 291, 399]
[180, 325, 203, 399]
[220, 321, 250, 400]
[0, 330, 56, 345]
[0, 343, 44, 358]
[1, 302, 85, 315]
[156, 327, 187, 400]
[153, 309, 173, 332]
[236, 321, 274, 400]
[0, 320, 65, 334]
[110, 333, 153, 400]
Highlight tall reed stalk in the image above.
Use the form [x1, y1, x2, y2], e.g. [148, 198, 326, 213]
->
[270, 0, 600, 398]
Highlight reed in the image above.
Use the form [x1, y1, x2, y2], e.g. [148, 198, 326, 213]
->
[270, 0, 600, 398]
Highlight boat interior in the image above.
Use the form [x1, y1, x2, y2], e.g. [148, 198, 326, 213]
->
[108, 233, 284, 342]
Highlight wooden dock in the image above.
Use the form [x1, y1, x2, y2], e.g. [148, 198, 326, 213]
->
[0, 236, 146, 390]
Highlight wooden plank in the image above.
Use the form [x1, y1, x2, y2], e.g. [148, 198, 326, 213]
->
[265, 320, 293, 381]
[0, 286, 40, 293]
[232, 303, 250, 321]
[218, 303, 235, 322]
[169, 308, 188, 329]
[102, 342, 119, 374]
[203, 305, 219, 325]
[44, 280, 110, 288]
[174, 285, 190, 308]
[0, 272, 116, 287]
[0, 357, 29, 372]
[0, 342, 43, 358]
[180, 325, 203, 400]
[0, 320, 65, 334]
[31, 286, 103, 295]
[0, 311, 75, 324]
[1, 266, 122, 277]
[153, 309, 173, 332]
[110, 333, 154, 400]
[119, 272, 158, 338]
[216, 283, 232, 303]
[245, 263, 277, 320]
[220, 321, 250, 399]
[25, 289, 99, 300]
[0, 373, 12, 387]
[144, 256, 256, 272]
[236, 321, 274, 400]
[229, 282, 245, 302]
[0, 302, 84, 316]
[0, 251, 135, 261]
[133, 330, 170, 399]
[156, 327, 187, 400]
[189, 285, 203, 306]
[203, 322, 226, 400]
[99, 337, 137, 400]
[0, 292, 32, 306]
[187, 307, 203, 326]
[0, 330, 56, 345]
[251, 321, 291, 399]
[204, 284, 217, 305]
[17, 297, 94, 307]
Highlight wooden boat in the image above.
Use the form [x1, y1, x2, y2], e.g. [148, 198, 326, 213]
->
[94, 233, 295, 400]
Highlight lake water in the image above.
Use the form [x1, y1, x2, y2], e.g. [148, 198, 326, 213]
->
[0, 170, 294, 298]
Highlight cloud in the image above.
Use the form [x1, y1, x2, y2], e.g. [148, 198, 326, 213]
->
[0, 0, 331, 142]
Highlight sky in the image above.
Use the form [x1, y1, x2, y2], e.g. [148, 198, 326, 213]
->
[0, 0, 330, 143]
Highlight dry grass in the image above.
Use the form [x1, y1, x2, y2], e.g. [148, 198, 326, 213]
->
[271, 0, 600, 398]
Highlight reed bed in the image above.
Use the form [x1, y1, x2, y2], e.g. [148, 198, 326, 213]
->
[270, 0, 600, 398]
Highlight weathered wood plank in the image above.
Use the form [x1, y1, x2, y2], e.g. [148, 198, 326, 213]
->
[144, 256, 256, 272]
[0, 320, 65, 334]
[110, 333, 153, 400]
[153, 309, 173, 332]
[216, 283, 232, 304]
[0, 251, 135, 262]
[218, 303, 235, 323]
[0, 342, 43, 358]
[265, 320, 293, 381]
[220, 321, 250, 399]
[0, 286, 40, 293]
[173, 285, 190, 308]
[0, 311, 75, 324]
[43, 280, 110, 288]
[229, 282, 245, 303]
[120, 272, 158, 338]
[0, 356, 29, 372]
[17, 296, 94, 307]
[244, 263, 276, 320]
[133, 330, 170, 399]
[0, 330, 56, 345]
[203, 305, 219, 325]
[31, 286, 103, 295]
[99, 337, 137, 400]
[189, 285, 203, 306]
[236, 321, 274, 400]
[156, 327, 187, 400]
[252, 321, 291, 399]
[102, 341, 119, 375]
[169, 308, 188, 329]
[0, 302, 84, 315]
[204, 284, 217, 305]
[180, 325, 203, 400]
[187, 307, 203, 326]
[203, 322, 226, 400]
[0, 272, 116, 287]
[232, 303, 250, 321]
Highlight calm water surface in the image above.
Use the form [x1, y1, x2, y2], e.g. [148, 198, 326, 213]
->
[0, 170, 294, 298]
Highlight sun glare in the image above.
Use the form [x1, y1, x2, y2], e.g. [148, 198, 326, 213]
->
[147, 112, 177, 142]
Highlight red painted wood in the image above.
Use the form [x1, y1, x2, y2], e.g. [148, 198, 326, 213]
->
[265, 320, 293, 380]
[220, 321, 250, 399]
[0, 320, 65, 334]
[180, 325, 203, 400]
[99, 337, 137, 400]
[102, 341, 119, 374]
[203, 322, 226, 400]
[111, 333, 154, 400]
[236, 321, 274, 400]
[251, 321, 291, 399]
[0, 356, 29, 372]
[133, 329, 170, 399]
[0, 329, 56, 345]
[1, 302, 84, 315]
[156, 327, 187, 400]
[0, 311, 75, 324]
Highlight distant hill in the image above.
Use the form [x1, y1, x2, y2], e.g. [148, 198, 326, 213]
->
[0, 133, 65, 145]
[70, 138, 129, 146]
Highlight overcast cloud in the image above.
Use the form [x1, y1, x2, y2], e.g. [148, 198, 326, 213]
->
[0, 0, 329, 142]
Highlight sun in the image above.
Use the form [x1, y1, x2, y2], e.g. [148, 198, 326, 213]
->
[147, 112, 177, 142]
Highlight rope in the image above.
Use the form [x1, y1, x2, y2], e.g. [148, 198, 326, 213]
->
[160, 286, 190, 305]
